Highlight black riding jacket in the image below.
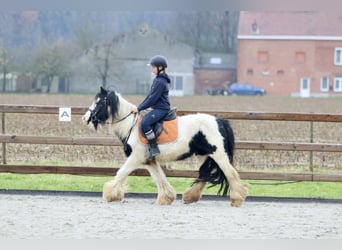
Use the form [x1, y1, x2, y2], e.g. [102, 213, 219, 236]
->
[137, 73, 171, 112]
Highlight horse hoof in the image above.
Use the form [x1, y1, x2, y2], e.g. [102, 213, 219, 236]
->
[182, 190, 201, 204]
[230, 198, 243, 207]
[158, 193, 176, 205]
[157, 198, 173, 205]
[102, 181, 124, 202]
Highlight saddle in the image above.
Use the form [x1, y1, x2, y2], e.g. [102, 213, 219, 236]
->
[138, 107, 178, 144]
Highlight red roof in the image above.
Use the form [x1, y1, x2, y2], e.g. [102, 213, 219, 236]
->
[239, 11, 342, 37]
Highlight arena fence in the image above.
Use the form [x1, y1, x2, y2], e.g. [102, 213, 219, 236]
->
[1, 104, 342, 182]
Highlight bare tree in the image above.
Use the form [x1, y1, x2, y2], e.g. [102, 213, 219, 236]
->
[171, 11, 239, 53]
[93, 42, 113, 89]
[32, 40, 73, 93]
[81, 38, 121, 89]
[75, 16, 101, 54]
[0, 46, 9, 92]
[0, 42, 18, 92]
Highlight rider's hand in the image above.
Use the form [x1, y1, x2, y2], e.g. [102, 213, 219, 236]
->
[131, 105, 138, 114]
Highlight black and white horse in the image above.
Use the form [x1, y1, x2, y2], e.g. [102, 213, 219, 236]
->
[82, 87, 248, 206]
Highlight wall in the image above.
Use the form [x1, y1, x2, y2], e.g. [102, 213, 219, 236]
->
[194, 69, 236, 95]
[237, 39, 342, 96]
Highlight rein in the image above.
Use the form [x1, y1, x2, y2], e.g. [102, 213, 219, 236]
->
[109, 111, 134, 124]
[108, 111, 138, 144]
[88, 90, 139, 144]
[121, 112, 138, 149]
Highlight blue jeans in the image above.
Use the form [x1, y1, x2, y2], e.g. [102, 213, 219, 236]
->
[140, 109, 169, 134]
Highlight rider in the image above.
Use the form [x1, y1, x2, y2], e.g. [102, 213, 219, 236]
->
[131, 55, 171, 159]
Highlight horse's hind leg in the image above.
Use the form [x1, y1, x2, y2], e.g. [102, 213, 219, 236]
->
[182, 156, 207, 204]
[211, 152, 248, 207]
[144, 161, 176, 205]
[183, 181, 206, 204]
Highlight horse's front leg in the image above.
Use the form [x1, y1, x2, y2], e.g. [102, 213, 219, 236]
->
[144, 161, 177, 205]
[103, 157, 138, 202]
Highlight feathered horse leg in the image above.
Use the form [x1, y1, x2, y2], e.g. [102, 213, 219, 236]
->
[182, 156, 207, 204]
[211, 152, 248, 207]
[183, 182, 206, 204]
[103, 157, 138, 202]
[145, 161, 176, 205]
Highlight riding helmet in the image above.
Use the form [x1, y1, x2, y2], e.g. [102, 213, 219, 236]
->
[148, 55, 168, 68]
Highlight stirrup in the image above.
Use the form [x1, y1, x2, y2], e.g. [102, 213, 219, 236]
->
[145, 147, 160, 159]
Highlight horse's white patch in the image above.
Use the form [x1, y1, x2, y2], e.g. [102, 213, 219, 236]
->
[82, 101, 96, 124]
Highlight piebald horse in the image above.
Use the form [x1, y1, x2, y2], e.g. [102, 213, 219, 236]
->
[82, 87, 248, 206]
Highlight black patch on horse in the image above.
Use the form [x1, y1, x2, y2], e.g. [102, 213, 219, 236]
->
[121, 138, 132, 157]
[177, 131, 217, 160]
[183, 119, 235, 197]
[216, 118, 235, 165]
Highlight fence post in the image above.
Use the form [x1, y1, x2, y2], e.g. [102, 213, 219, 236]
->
[309, 121, 313, 173]
[1, 112, 6, 164]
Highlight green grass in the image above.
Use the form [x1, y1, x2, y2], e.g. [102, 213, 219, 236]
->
[1, 173, 342, 199]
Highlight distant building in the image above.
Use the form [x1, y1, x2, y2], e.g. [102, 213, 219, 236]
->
[193, 50, 236, 95]
[237, 11, 342, 97]
[0, 73, 18, 92]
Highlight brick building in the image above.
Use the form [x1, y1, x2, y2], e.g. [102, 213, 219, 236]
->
[237, 12, 342, 97]
[194, 51, 236, 95]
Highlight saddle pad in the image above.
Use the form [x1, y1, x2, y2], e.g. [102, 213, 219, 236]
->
[138, 116, 179, 145]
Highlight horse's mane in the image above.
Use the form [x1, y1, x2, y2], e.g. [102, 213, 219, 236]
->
[107, 91, 120, 121]
[94, 89, 120, 122]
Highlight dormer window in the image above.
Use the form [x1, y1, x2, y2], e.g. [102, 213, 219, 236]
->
[251, 20, 259, 34]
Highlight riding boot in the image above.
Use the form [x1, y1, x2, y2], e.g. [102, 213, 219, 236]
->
[144, 130, 160, 159]
[147, 138, 160, 159]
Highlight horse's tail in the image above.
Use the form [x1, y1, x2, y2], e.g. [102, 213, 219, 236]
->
[192, 118, 235, 197]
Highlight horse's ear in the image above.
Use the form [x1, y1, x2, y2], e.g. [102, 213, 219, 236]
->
[100, 86, 107, 95]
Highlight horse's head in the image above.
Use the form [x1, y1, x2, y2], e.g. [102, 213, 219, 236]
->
[82, 86, 120, 130]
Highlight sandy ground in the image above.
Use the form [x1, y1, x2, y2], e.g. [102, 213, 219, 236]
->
[0, 193, 341, 239]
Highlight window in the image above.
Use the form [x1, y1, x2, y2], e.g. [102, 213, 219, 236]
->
[334, 77, 342, 92]
[251, 20, 259, 34]
[334, 48, 342, 65]
[320, 76, 329, 92]
[295, 52, 306, 63]
[169, 75, 183, 91]
[258, 51, 269, 63]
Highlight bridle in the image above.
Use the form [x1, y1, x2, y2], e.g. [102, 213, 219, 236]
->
[111, 111, 134, 125]
[87, 97, 107, 126]
[88, 91, 136, 127]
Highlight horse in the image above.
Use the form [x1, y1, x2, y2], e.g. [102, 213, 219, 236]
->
[82, 87, 248, 207]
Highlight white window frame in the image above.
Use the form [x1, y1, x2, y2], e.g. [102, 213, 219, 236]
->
[334, 77, 342, 92]
[320, 76, 329, 92]
[334, 48, 342, 65]
[169, 74, 184, 91]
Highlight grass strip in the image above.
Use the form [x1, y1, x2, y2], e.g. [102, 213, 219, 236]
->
[0, 173, 342, 199]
